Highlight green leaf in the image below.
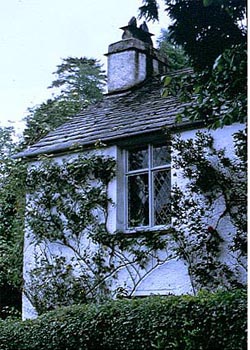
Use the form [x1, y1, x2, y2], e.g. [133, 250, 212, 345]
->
[175, 114, 183, 123]
[163, 76, 172, 87]
[161, 88, 169, 98]
[203, 0, 214, 6]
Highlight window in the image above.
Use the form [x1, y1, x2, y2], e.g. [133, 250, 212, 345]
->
[125, 144, 171, 229]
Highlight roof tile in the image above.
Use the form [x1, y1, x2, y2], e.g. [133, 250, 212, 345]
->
[16, 76, 191, 159]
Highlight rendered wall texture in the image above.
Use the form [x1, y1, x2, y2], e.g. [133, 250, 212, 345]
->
[107, 50, 147, 92]
[22, 124, 246, 319]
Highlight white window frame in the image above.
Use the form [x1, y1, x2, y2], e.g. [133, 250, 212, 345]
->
[123, 143, 171, 232]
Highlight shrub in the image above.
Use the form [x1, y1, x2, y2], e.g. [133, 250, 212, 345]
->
[0, 289, 246, 350]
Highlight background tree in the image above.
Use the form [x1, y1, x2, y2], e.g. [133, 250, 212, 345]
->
[165, 0, 245, 70]
[162, 43, 247, 128]
[0, 127, 26, 319]
[140, 0, 246, 69]
[23, 57, 106, 146]
[157, 29, 189, 70]
[140, 0, 247, 128]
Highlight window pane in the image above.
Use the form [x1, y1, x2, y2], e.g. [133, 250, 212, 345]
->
[128, 148, 148, 171]
[153, 169, 171, 225]
[128, 174, 149, 227]
[153, 145, 171, 167]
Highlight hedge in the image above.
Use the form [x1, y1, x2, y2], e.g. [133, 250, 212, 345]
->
[0, 289, 247, 350]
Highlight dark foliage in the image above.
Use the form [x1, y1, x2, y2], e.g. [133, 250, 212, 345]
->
[0, 127, 26, 318]
[157, 29, 189, 70]
[0, 290, 246, 350]
[140, 0, 246, 70]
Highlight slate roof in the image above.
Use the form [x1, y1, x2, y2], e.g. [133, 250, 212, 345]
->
[16, 71, 195, 159]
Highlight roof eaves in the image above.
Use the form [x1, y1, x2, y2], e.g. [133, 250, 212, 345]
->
[14, 119, 203, 160]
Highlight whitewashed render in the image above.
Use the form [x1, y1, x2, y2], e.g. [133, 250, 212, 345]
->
[22, 124, 246, 319]
[17, 19, 246, 319]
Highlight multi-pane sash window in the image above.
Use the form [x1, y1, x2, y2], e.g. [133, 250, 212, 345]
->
[125, 144, 171, 229]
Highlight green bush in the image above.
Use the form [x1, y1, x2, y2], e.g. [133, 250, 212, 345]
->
[0, 290, 246, 350]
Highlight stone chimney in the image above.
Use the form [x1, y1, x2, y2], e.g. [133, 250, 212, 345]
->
[105, 18, 168, 94]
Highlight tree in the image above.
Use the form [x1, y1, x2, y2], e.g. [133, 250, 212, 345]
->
[157, 29, 189, 70]
[140, 0, 246, 70]
[0, 127, 26, 318]
[140, 0, 247, 128]
[164, 0, 245, 70]
[23, 57, 106, 146]
[162, 43, 247, 128]
[48, 57, 105, 103]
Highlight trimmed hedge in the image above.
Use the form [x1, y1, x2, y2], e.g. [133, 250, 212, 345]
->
[0, 290, 246, 350]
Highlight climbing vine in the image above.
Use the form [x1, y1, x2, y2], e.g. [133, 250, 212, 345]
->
[25, 154, 172, 315]
[24, 129, 247, 315]
[170, 129, 247, 293]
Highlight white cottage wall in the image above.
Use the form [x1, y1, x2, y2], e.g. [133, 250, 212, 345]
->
[22, 123, 246, 319]
[171, 123, 246, 287]
[22, 146, 118, 319]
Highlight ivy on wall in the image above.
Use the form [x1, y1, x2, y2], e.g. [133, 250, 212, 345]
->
[171, 129, 247, 293]
[25, 154, 173, 315]
[24, 129, 247, 315]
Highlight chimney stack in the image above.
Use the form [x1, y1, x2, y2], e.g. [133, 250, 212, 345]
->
[105, 18, 168, 94]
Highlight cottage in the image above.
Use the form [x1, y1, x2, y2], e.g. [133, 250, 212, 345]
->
[17, 20, 246, 319]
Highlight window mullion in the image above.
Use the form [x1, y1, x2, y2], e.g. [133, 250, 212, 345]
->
[125, 143, 171, 230]
[148, 145, 153, 227]
[126, 168, 149, 175]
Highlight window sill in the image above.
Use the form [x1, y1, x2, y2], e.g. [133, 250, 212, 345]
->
[118, 225, 172, 237]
